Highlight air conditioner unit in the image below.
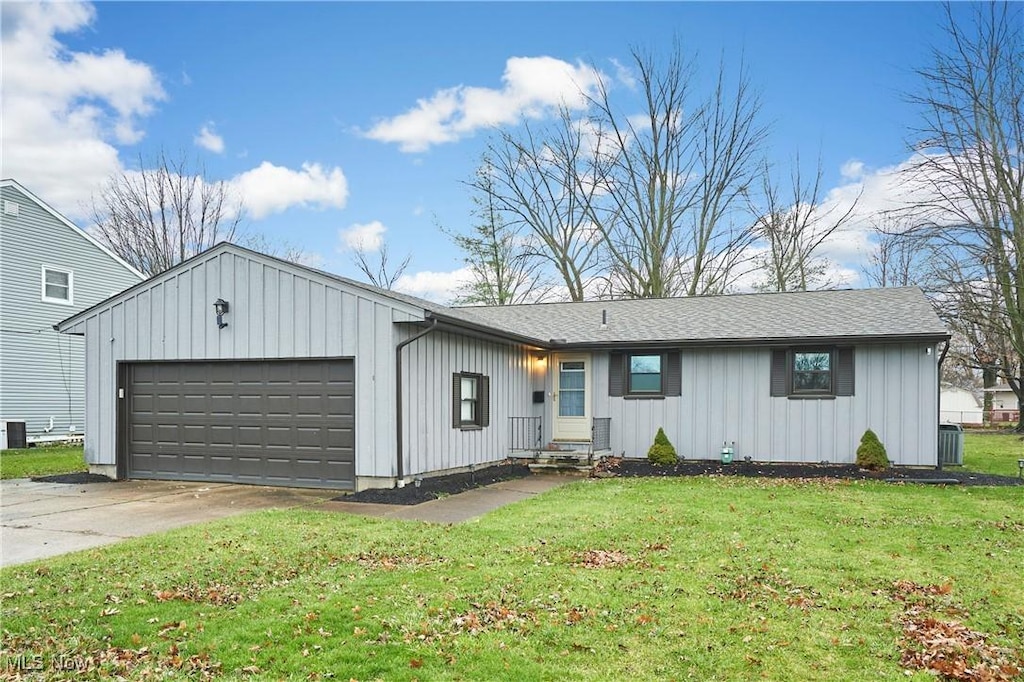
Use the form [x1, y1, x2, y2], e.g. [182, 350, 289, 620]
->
[1, 420, 28, 450]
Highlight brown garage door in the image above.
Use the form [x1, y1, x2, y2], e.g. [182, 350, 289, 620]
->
[125, 359, 355, 489]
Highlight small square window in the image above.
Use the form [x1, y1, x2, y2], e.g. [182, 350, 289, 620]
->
[628, 354, 663, 394]
[792, 350, 832, 394]
[41, 267, 73, 304]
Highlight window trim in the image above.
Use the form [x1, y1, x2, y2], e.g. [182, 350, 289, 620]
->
[453, 371, 489, 430]
[789, 348, 835, 396]
[626, 352, 666, 396]
[40, 266, 74, 305]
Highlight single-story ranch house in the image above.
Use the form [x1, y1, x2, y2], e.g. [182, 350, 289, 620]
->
[56, 243, 950, 491]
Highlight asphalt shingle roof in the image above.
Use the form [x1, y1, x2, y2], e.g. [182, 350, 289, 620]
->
[441, 287, 948, 346]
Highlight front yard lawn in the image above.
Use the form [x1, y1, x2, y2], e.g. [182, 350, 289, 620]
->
[962, 431, 1024, 478]
[0, 445, 86, 480]
[2, 477, 1021, 680]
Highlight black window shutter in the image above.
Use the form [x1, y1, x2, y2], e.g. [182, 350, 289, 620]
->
[770, 349, 788, 397]
[480, 375, 491, 427]
[608, 351, 625, 397]
[664, 351, 682, 396]
[835, 347, 855, 396]
[452, 373, 461, 428]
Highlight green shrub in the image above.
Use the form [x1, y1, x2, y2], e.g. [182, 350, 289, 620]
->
[856, 429, 889, 470]
[647, 427, 678, 466]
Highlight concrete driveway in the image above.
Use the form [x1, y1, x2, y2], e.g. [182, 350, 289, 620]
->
[0, 478, 336, 568]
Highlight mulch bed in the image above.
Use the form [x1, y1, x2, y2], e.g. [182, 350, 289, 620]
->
[31, 472, 115, 484]
[340, 462, 533, 506]
[601, 459, 1023, 487]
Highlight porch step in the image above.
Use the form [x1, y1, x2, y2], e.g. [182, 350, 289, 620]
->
[527, 461, 594, 474]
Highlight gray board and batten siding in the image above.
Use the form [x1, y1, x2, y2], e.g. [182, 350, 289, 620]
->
[58, 244, 433, 486]
[588, 344, 941, 466]
[0, 181, 143, 441]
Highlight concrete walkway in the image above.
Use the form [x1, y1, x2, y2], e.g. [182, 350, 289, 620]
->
[325, 474, 574, 524]
[1, 474, 574, 567]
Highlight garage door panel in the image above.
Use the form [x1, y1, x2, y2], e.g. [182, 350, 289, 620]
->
[126, 359, 355, 489]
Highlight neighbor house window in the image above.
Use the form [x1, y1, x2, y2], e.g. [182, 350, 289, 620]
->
[41, 266, 73, 304]
[452, 372, 490, 429]
[628, 354, 663, 394]
[791, 350, 832, 394]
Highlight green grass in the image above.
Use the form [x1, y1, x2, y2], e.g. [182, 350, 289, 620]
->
[962, 431, 1024, 478]
[0, 445, 86, 480]
[2, 477, 1021, 680]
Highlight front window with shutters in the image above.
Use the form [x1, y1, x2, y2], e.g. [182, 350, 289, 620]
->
[628, 354, 663, 394]
[770, 347, 854, 398]
[41, 266, 73, 304]
[452, 372, 490, 429]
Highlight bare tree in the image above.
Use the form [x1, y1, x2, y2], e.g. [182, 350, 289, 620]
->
[91, 151, 243, 276]
[448, 158, 550, 305]
[749, 155, 859, 292]
[476, 44, 767, 300]
[480, 110, 605, 301]
[898, 2, 1024, 430]
[352, 241, 410, 290]
[862, 222, 930, 289]
[584, 48, 768, 297]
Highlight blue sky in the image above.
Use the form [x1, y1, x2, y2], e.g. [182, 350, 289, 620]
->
[2, 1, 968, 300]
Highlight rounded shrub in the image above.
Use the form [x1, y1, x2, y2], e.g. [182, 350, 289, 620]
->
[856, 429, 889, 470]
[647, 427, 679, 466]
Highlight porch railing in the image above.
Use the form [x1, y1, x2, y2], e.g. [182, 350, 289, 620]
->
[510, 416, 542, 452]
[592, 417, 611, 452]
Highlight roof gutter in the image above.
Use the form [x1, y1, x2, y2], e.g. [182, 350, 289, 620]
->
[394, 316, 439, 487]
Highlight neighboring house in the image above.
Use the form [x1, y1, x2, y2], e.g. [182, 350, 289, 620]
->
[55, 243, 949, 490]
[939, 385, 983, 425]
[0, 180, 145, 445]
[985, 384, 1021, 424]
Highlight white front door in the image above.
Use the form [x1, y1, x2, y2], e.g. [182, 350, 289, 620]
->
[553, 354, 590, 441]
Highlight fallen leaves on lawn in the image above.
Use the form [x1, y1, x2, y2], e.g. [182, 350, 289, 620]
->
[348, 552, 444, 570]
[152, 581, 244, 606]
[572, 549, 631, 568]
[708, 565, 820, 610]
[888, 580, 1022, 681]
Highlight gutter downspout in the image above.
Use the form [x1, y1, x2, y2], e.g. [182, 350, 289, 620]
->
[936, 339, 950, 470]
[395, 317, 438, 487]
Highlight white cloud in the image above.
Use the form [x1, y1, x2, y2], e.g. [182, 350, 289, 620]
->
[394, 267, 473, 303]
[609, 57, 637, 89]
[0, 0, 165, 216]
[365, 56, 604, 152]
[194, 122, 225, 154]
[230, 162, 349, 220]
[339, 220, 387, 252]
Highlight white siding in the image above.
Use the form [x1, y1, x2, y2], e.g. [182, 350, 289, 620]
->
[63, 247, 425, 479]
[598, 344, 939, 467]
[401, 329, 534, 477]
[0, 184, 142, 439]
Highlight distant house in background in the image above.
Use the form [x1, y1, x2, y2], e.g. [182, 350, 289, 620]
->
[985, 384, 1021, 424]
[0, 179, 145, 446]
[939, 385, 983, 425]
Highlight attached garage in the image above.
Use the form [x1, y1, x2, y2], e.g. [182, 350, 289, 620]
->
[55, 243, 445, 491]
[123, 359, 355, 489]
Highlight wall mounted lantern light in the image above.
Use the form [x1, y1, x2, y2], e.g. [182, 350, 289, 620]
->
[213, 298, 230, 329]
